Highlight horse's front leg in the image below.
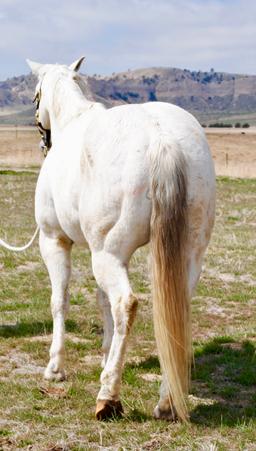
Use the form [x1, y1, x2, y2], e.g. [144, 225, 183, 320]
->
[97, 288, 114, 368]
[92, 251, 138, 420]
[39, 230, 72, 381]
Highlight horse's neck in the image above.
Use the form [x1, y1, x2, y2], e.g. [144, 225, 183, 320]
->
[49, 77, 92, 132]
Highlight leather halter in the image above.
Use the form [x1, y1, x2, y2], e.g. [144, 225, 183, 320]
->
[33, 87, 51, 157]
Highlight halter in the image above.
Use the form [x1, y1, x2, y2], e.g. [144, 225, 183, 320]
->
[33, 86, 52, 157]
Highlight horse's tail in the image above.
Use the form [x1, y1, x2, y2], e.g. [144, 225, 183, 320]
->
[150, 137, 191, 422]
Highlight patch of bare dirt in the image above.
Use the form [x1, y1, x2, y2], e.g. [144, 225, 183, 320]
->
[81, 354, 101, 366]
[140, 373, 161, 382]
[188, 394, 217, 407]
[141, 438, 163, 450]
[206, 268, 256, 286]
[17, 261, 40, 272]
[0, 350, 44, 376]
[39, 386, 67, 399]
[205, 304, 226, 318]
[26, 333, 92, 345]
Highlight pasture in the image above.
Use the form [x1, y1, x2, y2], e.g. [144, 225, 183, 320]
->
[0, 130, 255, 450]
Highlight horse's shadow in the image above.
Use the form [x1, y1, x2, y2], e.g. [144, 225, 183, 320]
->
[127, 337, 256, 426]
[190, 338, 256, 427]
[0, 319, 78, 338]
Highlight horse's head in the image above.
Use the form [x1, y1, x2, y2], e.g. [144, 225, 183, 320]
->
[26, 57, 85, 154]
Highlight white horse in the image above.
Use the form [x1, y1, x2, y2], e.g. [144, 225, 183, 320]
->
[26, 57, 215, 422]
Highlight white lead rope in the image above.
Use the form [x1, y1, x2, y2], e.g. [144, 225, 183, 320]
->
[0, 225, 39, 252]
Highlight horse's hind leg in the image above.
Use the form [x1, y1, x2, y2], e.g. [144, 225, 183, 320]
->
[97, 288, 114, 368]
[92, 251, 138, 420]
[39, 230, 72, 381]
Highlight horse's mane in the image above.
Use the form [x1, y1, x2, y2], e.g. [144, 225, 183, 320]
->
[73, 73, 94, 101]
[51, 69, 96, 128]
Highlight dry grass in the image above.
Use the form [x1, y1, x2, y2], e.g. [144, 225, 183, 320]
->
[1, 126, 256, 178]
[207, 128, 256, 178]
[0, 127, 43, 168]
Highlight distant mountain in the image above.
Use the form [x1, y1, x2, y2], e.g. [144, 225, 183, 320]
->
[1, 67, 256, 125]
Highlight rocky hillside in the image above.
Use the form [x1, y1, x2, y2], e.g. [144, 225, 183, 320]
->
[1, 67, 256, 124]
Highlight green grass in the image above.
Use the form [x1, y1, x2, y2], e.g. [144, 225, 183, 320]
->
[0, 169, 36, 176]
[0, 172, 255, 449]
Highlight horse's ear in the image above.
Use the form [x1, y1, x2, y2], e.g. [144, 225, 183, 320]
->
[69, 56, 85, 72]
[26, 59, 44, 75]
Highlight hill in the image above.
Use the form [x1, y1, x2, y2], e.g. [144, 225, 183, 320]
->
[1, 67, 256, 125]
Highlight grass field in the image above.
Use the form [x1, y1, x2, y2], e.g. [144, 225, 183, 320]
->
[0, 170, 255, 450]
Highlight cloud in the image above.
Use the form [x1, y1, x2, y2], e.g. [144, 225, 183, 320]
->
[0, 0, 256, 80]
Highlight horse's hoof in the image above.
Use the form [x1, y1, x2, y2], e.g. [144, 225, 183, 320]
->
[153, 405, 178, 421]
[44, 366, 66, 382]
[95, 399, 124, 421]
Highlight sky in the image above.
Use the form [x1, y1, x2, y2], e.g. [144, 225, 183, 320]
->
[1, 0, 256, 80]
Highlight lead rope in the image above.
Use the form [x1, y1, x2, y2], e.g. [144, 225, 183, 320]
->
[0, 226, 39, 252]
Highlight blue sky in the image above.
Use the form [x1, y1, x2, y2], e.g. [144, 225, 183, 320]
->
[1, 0, 256, 80]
